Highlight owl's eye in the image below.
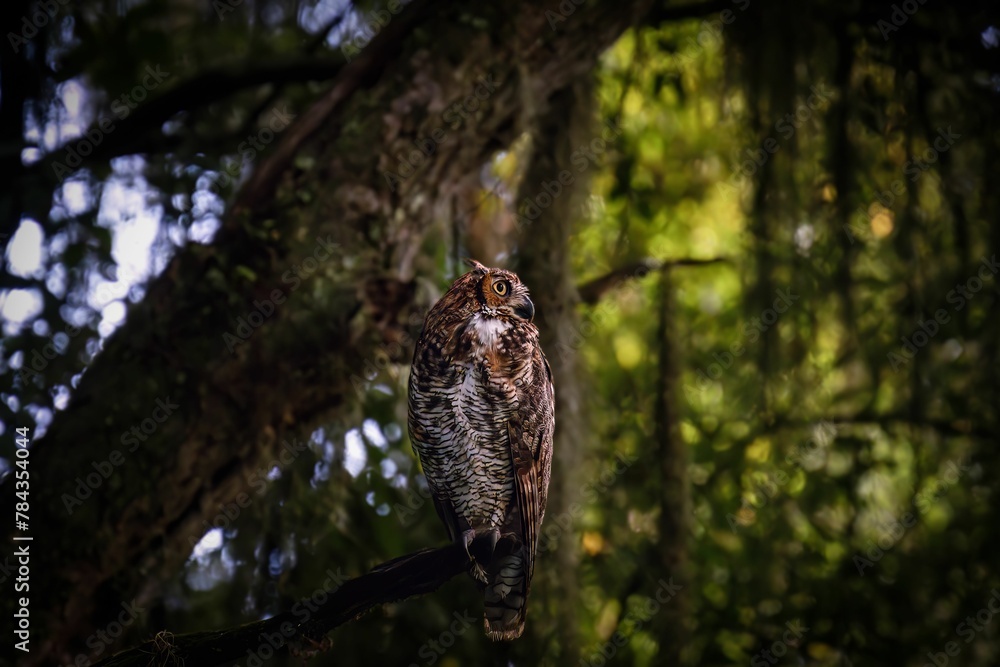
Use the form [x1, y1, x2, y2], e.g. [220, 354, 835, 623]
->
[492, 280, 510, 296]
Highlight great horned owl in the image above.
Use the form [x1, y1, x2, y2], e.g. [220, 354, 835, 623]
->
[407, 259, 554, 641]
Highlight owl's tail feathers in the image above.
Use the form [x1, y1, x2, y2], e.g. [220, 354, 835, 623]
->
[483, 539, 529, 641]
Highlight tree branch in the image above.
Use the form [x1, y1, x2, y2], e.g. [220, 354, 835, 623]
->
[94, 544, 470, 667]
[577, 257, 727, 305]
[229, 0, 434, 216]
[26, 57, 345, 181]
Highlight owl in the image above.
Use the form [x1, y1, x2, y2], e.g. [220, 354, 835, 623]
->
[407, 259, 555, 641]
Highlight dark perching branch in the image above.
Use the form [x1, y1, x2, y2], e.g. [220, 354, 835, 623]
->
[93, 544, 469, 667]
[576, 257, 728, 305]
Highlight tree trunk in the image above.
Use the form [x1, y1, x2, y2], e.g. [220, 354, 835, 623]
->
[653, 268, 691, 665]
[515, 77, 596, 664]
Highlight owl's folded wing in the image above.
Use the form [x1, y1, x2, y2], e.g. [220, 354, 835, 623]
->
[506, 418, 539, 581]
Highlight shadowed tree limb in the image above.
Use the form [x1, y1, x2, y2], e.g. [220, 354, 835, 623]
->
[23, 57, 347, 183]
[94, 544, 470, 667]
[230, 0, 434, 217]
[577, 257, 728, 305]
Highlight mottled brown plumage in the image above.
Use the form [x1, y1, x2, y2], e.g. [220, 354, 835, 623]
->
[407, 260, 554, 641]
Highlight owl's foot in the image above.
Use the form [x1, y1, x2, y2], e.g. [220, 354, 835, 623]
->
[461, 529, 486, 582]
[470, 560, 489, 583]
[484, 527, 500, 557]
[463, 527, 502, 584]
[462, 528, 476, 560]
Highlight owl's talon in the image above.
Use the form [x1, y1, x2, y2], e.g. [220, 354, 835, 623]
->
[486, 527, 500, 557]
[470, 560, 489, 583]
[461, 528, 476, 561]
[465, 528, 500, 584]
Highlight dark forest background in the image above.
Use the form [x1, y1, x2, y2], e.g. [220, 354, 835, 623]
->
[2, 0, 999, 665]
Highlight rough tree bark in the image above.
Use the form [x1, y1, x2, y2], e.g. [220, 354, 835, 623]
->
[1, 1, 659, 663]
[652, 268, 691, 665]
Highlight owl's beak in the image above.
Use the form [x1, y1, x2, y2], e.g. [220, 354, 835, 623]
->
[514, 296, 535, 322]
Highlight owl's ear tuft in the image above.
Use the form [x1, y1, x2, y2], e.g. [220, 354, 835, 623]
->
[463, 258, 488, 273]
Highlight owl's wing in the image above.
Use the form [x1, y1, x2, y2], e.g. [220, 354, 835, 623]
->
[534, 354, 555, 525]
[507, 351, 555, 581]
[507, 419, 539, 579]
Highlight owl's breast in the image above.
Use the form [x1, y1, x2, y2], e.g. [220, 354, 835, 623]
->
[408, 319, 523, 528]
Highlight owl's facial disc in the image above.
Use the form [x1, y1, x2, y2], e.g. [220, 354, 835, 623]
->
[476, 270, 535, 322]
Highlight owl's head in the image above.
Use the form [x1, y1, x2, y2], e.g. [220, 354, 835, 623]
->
[462, 259, 535, 322]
